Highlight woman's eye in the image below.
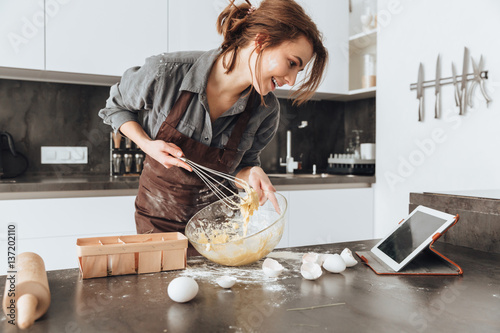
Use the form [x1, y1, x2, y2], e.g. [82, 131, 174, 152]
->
[289, 60, 297, 67]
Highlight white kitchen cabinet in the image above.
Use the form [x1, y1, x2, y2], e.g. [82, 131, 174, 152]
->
[0, 196, 137, 274]
[287, 188, 373, 247]
[168, 0, 224, 52]
[45, 0, 169, 76]
[0, 0, 44, 70]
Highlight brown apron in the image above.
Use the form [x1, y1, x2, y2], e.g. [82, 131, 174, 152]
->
[135, 90, 255, 255]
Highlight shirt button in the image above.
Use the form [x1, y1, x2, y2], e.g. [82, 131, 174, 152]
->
[204, 137, 209, 141]
[238, 105, 244, 110]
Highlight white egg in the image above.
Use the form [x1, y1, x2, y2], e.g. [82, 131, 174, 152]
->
[340, 248, 358, 267]
[262, 258, 285, 278]
[167, 277, 199, 303]
[322, 254, 346, 273]
[300, 262, 323, 280]
[216, 275, 237, 289]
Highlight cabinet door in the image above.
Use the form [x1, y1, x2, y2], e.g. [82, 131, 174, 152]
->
[0, 0, 44, 70]
[277, 0, 349, 95]
[288, 188, 373, 247]
[168, 0, 224, 52]
[0, 196, 137, 273]
[45, 0, 169, 76]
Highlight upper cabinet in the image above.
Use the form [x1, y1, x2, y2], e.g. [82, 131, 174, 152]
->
[0, 0, 44, 70]
[0, 0, 374, 101]
[168, 0, 224, 52]
[45, 0, 169, 76]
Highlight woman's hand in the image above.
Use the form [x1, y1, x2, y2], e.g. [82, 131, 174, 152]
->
[142, 140, 192, 171]
[119, 121, 191, 171]
[236, 166, 280, 213]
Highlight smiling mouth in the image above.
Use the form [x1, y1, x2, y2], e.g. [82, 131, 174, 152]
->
[272, 77, 278, 90]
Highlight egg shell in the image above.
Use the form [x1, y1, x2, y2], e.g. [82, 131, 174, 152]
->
[302, 252, 321, 265]
[322, 253, 346, 273]
[262, 258, 284, 278]
[300, 262, 323, 280]
[340, 248, 358, 267]
[168, 277, 199, 303]
[216, 275, 237, 289]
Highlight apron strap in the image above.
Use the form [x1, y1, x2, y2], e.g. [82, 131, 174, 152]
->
[165, 91, 194, 129]
[224, 91, 256, 152]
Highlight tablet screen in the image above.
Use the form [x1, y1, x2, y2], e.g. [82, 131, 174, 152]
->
[376, 211, 447, 264]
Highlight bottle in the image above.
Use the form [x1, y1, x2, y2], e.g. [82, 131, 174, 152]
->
[362, 53, 376, 88]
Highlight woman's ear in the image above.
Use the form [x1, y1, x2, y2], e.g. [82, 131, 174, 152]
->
[254, 33, 268, 53]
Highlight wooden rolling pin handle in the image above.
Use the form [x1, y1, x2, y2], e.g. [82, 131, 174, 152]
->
[17, 293, 38, 329]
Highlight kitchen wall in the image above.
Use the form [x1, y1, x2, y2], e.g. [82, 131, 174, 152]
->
[262, 97, 376, 173]
[0, 79, 111, 176]
[375, 0, 500, 237]
[0, 77, 375, 177]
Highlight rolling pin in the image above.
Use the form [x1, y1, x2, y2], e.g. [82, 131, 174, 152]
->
[2, 252, 51, 329]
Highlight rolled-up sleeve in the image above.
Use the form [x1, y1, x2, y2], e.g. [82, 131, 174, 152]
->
[98, 56, 159, 132]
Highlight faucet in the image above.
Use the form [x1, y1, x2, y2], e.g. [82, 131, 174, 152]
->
[279, 130, 298, 174]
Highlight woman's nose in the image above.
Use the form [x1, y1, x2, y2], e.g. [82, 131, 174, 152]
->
[286, 71, 298, 86]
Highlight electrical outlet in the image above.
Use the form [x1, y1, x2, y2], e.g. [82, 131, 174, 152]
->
[41, 146, 88, 164]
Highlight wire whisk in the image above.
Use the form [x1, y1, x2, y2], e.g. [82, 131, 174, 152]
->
[179, 157, 250, 210]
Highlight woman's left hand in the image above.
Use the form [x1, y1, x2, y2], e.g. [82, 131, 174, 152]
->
[236, 167, 280, 212]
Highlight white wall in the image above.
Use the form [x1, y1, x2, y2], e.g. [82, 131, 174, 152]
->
[375, 0, 500, 236]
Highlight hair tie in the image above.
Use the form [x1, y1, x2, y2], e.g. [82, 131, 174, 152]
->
[247, 6, 256, 15]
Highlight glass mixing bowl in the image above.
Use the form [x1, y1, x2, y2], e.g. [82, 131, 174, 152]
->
[185, 192, 287, 266]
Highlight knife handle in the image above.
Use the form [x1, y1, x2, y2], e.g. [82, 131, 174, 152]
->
[454, 86, 460, 107]
[460, 89, 467, 115]
[435, 92, 440, 119]
[418, 96, 423, 122]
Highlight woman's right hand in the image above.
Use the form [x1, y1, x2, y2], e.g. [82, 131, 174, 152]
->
[119, 121, 192, 172]
[141, 140, 192, 171]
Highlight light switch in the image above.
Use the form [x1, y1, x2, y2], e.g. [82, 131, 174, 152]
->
[41, 146, 88, 164]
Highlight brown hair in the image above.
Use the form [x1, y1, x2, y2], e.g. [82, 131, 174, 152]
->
[216, 0, 328, 105]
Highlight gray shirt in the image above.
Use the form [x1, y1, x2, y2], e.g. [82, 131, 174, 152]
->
[98, 49, 280, 174]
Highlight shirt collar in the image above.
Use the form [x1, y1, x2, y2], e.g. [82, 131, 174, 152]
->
[180, 48, 254, 117]
[179, 49, 220, 94]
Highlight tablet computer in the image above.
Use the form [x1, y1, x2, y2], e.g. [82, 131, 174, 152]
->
[370, 205, 457, 272]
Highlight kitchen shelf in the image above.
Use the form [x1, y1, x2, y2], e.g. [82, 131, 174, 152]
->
[315, 86, 376, 101]
[349, 29, 377, 42]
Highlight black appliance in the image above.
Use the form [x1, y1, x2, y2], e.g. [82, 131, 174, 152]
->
[0, 131, 29, 178]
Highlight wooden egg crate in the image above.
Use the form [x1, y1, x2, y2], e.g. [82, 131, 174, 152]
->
[76, 232, 188, 279]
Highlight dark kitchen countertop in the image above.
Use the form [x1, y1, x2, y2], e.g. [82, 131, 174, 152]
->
[1, 240, 498, 332]
[0, 174, 375, 200]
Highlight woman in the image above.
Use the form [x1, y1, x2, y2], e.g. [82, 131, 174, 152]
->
[99, 0, 327, 253]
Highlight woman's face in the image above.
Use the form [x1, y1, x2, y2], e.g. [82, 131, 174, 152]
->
[252, 35, 314, 96]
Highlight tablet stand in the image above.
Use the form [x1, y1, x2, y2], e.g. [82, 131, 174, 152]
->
[356, 214, 463, 276]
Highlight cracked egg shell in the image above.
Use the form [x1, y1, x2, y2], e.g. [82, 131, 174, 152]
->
[262, 258, 284, 278]
[168, 277, 199, 303]
[322, 254, 346, 273]
[216, 275, 237, 289]
[340, 248, 358, 267]
[300, 262, 323, 280]
[302, 252, 322, 265]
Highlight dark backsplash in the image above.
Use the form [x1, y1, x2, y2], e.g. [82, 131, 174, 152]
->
[0, 78, 375, 177]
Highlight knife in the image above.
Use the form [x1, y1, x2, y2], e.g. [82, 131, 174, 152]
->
[459, 47, 469, 115]
[417, 63, 424, 122]
[434, 55, 441, 119]
[451, 62, 460, 107]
